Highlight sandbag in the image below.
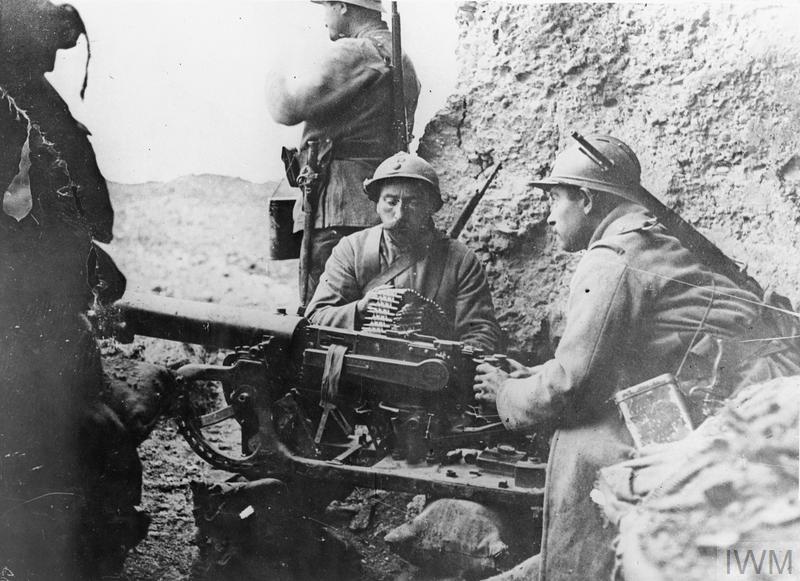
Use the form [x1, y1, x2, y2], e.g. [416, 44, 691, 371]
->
[384, 498, 511, 580]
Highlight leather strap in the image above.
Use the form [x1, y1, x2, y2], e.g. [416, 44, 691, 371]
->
[364, 250, 422, 293]
[363, 235, 449, 295]
[321, 344, 349, 403]
[421, 237, 449, 305]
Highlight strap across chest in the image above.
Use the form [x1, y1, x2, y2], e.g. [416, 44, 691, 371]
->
[361, 228, 448, 300]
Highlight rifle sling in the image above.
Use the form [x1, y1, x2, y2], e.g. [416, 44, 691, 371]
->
[364, 250, 421, 293]
[364, 237, 447, 296]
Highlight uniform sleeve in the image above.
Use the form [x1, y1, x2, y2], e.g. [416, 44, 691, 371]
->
[305, 237, 362, 328]
[495, 249, 634, 430]
[402, 53, 421, 135]
[267, 38, 388, 126]
[453, 250, 502, 352]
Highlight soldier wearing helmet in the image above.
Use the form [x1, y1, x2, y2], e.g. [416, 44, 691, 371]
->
[267, 0, 420, 304]
[305, 152, 501, 352]
[474, 135, 772, 581]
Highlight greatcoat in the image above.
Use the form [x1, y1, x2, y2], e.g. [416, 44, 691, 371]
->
[269, 21, 421, 232]
[305, 225, 501, 352]
[495, 203, 769, 581]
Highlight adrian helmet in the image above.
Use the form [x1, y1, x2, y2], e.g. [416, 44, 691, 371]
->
[363, 152, 443, 211]
[310, 0, 384, 13]
[530, 133, 647, 205]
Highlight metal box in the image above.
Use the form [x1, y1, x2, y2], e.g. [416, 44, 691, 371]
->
[614, 373, 694, 449]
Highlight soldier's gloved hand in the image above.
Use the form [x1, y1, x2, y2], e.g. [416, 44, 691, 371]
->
[474, 358, 530, 403]
[356, 283, 393, 315]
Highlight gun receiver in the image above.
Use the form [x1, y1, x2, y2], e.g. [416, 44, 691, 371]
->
[104, 293, 545, 508]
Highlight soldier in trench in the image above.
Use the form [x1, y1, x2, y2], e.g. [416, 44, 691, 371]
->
[305, 151, 502, 353]
[473, 134, 788, 581]
[267, 0, 421, 305]
[1, 1, 161, 577]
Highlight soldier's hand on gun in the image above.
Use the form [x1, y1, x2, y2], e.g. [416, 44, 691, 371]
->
[356, 284, 394, 315]
[473, 358, 529, 403]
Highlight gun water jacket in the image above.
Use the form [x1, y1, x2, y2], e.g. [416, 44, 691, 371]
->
[305, 224, 501, 352]
[494, 203, 772, 581]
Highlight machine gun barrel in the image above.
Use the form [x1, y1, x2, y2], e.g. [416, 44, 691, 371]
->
[110, 292, 305, 350]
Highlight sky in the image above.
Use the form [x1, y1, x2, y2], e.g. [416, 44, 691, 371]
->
[46, 0, 459, 184]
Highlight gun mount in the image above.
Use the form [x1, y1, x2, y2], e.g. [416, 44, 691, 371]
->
[103, 293, 545, 509]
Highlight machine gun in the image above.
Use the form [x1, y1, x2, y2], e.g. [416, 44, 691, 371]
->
[105, 293, 545, 508]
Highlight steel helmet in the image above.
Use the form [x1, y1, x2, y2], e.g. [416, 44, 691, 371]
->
[363, 152, 443, 211]
[310, 0, 384, 12]
[530, 133, 647, 205]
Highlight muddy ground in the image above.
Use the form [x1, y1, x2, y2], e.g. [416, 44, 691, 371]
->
[105, 176, 422, 580]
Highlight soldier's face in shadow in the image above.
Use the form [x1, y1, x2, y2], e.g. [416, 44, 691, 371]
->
[321, 1, 348, 41]
[547, 185, 593, 252]
[376, 181, 434, 238]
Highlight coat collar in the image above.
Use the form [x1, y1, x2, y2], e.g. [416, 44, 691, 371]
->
[588, 203, 658, 246]
[353, 20, 389, 39]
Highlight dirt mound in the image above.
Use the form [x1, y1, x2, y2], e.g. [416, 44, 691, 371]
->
[106, 175, 295, 309]
[603, 376, 799, 581]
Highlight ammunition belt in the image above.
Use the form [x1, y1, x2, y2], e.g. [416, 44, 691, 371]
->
[363, 288, 448, 336]
[173, 389, 259, 474]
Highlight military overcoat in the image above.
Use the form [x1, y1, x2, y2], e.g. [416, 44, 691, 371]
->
[306, 225, 501, 352]
[495, 204, 768, 581]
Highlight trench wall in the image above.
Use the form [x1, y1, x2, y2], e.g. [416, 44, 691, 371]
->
[419, 1, 800, 355]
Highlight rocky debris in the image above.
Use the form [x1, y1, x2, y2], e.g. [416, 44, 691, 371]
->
[593, 375, 799, 581]
[326, 497, 381, 532]
[350, 500, 378, 532]
[188, 478, 420, 580]
[421, 3, 800, 354]
[406, 494, 428, 520]
[189, 477, 364, 581]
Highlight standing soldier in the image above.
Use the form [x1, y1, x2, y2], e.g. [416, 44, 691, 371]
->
[1, 2, 150, 577]
[268, 0, 420, 306]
